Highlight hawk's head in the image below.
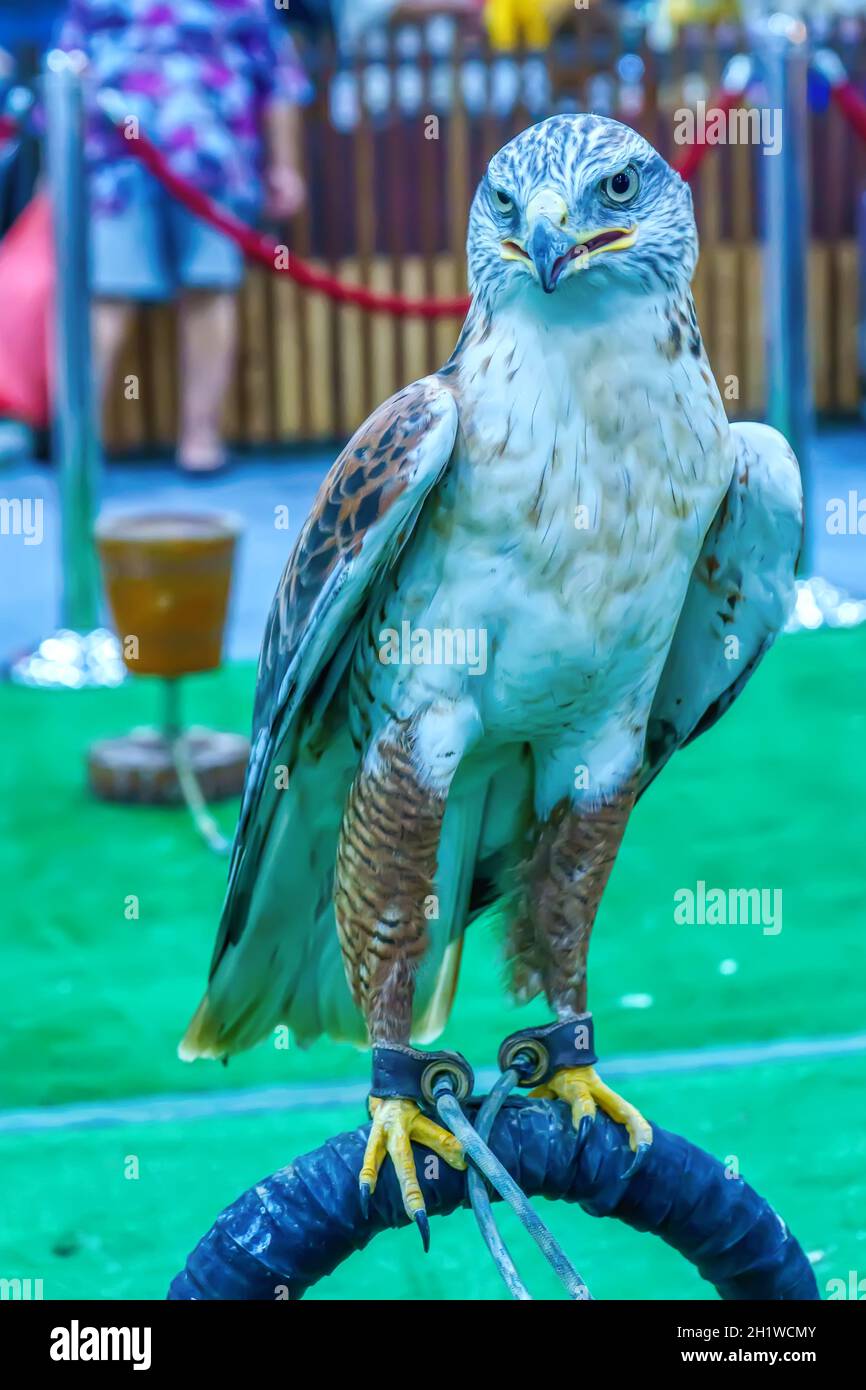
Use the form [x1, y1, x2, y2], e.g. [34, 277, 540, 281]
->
[467, 114, 697, 317]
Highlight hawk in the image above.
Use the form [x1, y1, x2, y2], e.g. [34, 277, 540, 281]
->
[181, 114, 802, 1247]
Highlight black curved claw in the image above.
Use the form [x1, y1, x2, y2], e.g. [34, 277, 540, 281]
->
[359, 1180, 371, 1220]
[622, 1141, 651, 1181]
[414, 1209, 430, 1254]
[577, 1113, 594, 1146]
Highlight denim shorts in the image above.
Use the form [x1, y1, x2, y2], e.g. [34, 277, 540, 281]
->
[89, 163, 246, 301]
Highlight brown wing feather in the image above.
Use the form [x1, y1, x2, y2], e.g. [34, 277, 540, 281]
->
[180, 378, 459, 1059]
[251, 380, 454, 745]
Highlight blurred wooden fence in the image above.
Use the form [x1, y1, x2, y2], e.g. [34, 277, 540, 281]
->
[103, 12, 866, 452]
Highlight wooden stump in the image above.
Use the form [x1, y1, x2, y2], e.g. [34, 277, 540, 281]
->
[88, 727, 248, 805]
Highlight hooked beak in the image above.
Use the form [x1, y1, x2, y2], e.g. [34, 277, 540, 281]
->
[501, 190, 638, 294]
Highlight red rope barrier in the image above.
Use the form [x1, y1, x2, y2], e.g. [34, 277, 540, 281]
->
[98, 97, 471, 318]
[96, 80, 746, 319]
[813, 48, 866, 143]
[830, 78, 866, 143]
[672, 84, 749, 183]
[0, 113, 19, 145]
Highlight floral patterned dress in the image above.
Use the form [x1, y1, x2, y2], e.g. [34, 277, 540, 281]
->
[59, 0, 310, 214]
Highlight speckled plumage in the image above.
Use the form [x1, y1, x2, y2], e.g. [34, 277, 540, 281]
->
[335, 717, 446, 1043]
[181, 115, 802, 1064]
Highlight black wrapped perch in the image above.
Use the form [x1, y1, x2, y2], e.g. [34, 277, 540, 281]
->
[168, 1098, 818, 1301]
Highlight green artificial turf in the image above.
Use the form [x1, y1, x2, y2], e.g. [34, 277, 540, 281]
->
[1, 629, 865, 1111]
[0, 627, 864, 1299]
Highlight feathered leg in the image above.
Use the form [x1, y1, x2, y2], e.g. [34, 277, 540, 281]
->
[505, 760, 652, 1169]
[336, 716, 442, 1041]
[508, 779, 637, 1012]
[335, 701, 480, 1246]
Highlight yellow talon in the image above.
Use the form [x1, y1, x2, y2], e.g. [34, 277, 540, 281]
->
[530, 1065, 652, 1172]
[358, 1096, 466, 1250]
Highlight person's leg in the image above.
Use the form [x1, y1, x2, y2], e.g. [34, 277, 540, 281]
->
[89, 164, 171, 417]
[170, 202, 245, 472]
[92, 299, 134, 408]
[176, 289, 237, 472]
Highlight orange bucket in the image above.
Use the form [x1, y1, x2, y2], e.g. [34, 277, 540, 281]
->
[95, 511, 242, 677]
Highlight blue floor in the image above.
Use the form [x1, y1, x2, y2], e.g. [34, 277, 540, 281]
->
[1, 423, 864, 669]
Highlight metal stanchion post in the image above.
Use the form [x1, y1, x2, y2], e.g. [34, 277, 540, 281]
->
[10, 49, 124, 687]
[753, 16, 866, 630]
[49, 49, 100, 633]
[811, 47, 866, 424]
[757, 14, 813, 558]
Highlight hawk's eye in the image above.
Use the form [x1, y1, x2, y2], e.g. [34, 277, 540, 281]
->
[600, 165, 640, 206]
[490, 187, 514, 215]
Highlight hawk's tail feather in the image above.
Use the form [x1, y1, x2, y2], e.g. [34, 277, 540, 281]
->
[178, 995, 224, 1062]
[178, 989, 279, 1061]
[411, 935, 465, 1045]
